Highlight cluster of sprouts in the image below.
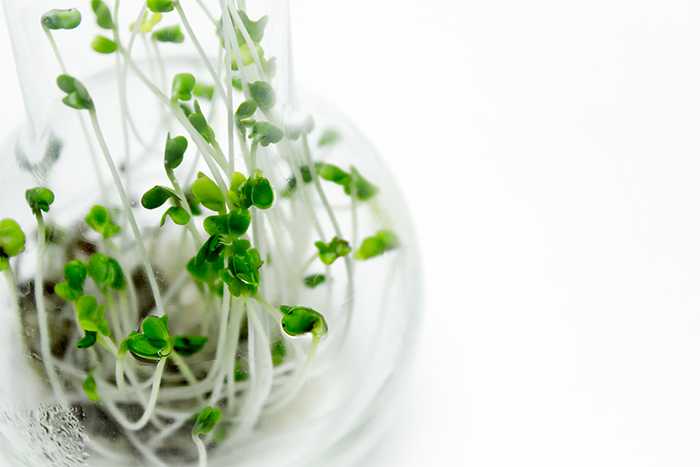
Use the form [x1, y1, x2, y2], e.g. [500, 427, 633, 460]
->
[0, 1, 398, 465]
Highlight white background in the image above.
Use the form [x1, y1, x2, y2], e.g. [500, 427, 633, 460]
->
[4, 1, 700, 466]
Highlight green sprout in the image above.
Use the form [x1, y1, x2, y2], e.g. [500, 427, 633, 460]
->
[0, 219, 26, 271]
[41, 8, 82, 30]
[120, 315, 172, 361]
[87, 253, 124, 290]
[236, 10, 268, 44]
[315, 237, 351, 265]
[153, 25, 185, 43]
[164, 133, 188, 169]
[303, 273, 326, 289]
[91, 0, 114, 29]
[141, 186, 180, 210]
[318, 128, 341, 147]
[57, 75, 94, 110]
[249, 121, 283, 147]
[192, 172, 225, 212]
[280, 305, 327, 338]
[193, 83, 214, 100]
[189, 101, 216, 143]
[172, 73, 196, 101]
[77, 294, 110, 337]
[147, 0, 174, 13]
[85, 205, 121, 239]
[25, 187, 55, 215]
[249, 81, 276, 110]
[83, 368, 99, 402]
[55, 259, 87, 302]
[355, 230, 399, 260]
[91, 36, 117, 54]
[131, 12, 162, 33]
[193, 406, 222, 436]
[173, 335, 209, 357]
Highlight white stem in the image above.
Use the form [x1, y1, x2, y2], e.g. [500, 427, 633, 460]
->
[173, 1, 227, 103]
[193, 434, 207, 467]
[114, 356, 167, 431]
[88, 108, 166, 317]
[3, 267, 29, 357]
[34, 214, 67, 405]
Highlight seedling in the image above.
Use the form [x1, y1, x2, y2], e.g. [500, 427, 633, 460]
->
[0, 2, 404, 466]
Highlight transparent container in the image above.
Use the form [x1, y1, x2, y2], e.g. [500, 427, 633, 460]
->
[0, 1, 422, 466]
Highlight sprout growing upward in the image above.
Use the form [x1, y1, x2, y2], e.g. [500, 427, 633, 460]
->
[1, 3, 405, 465]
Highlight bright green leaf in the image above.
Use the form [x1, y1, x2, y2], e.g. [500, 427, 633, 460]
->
[91, 35, 117, 54]
[41, 8, 82, 30]
[25, 187, 55, 215]
[153, 25, 184, 43]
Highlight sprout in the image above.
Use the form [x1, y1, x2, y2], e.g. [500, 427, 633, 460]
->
[77, 294, 110, 337]
[141, 186, 180, 210]
[193, 83, 214, 100]
[303, 273, 326, 289]
[83, 368, 99, 401]
[280, 305, 327, 338]
[355, 230, 399, 260]
[236, 10, 268, 44]
[87, 253, 124, 290]
[250, 121, 284, 147]
[85, 205, 120, 239]
[188, 101, 216, 143]
[153, 25, 185, 43]
[91, 36, 117, 54]
[315, 237, 351, 265]
[120, 315, 173, 361]
[147, 0, 174, 13]
[161, 206, 190, 226]
[173, 335, 209, 357]
[25, 187, 55, 215]
[249, 81, 276, 110]
[41, 8, 82, 30]
[192, 172, 225, 212]
[171, 73, 196, 101]
[164, 133, 188, 169]
[55, 259, 87, 302]
[0, 219, 26, 264]
[56, 75, 94, 110]
[318, 128, 341, 147]
[91, 0, 114, 29]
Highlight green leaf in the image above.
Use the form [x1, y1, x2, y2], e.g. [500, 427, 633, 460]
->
[231, 42, 265, 71]
[271, 339, 285, 366]
[161, 206, 190, 226]
[85, 205, 120, 239]
[189, 111, 215, 143]
[317, 164, 351, 186]
[262, 56, 277, 80]
[193, 406, 222, 436]
[280, 305, 327, 338]
[318, 129, 341, 147]
[77, 330, 97, 349]
[164, 133, 188, 169]
[231, 78, 243, 91]
[91, 35, 117, 54]
[147, 0, 174, 13]
[355, 230, 399, 260]
[142, 315, 170, 342]
[91, 0, 113, 29]
[0, 219, 26, 258]
[303, 273, 326, 289]
[250, 122, 283, 147]
[56, 75, 94, 110]
[173, 335, 208, 357]
[194, 235, 225, 267]
[83, 368, 99, 401]
[122, 315, 172, 360]
[41, 8, 82, 30]
[249, 81, 276, 110]
[172, 73, 195, 101]
[235, 10, 268, 44]
[227, 207, 251, 237]
[131, 12, 162, 33]
[235, 100, 257, 133]
[231, 248, 263, 293]
[64, 258, 87, 290]
[0, 257, 7, 272]
[77, 294, 110, 336]
[55, 282, 82, 302]
[234, 363, 247, 381]
[108, 258, 125, 290]
[346, 166, 378, 201]
[192, 173, 225, 212]
[186, 255, 223, 286]
[315, 237, 352, 266]
[202, 214, 229, 236]
[193, 83, 214, 100]
[153, 25, 184, 43]
[141, 185, 179, 210]
[25, 187, 55, 215]
[87, 253, 114, 290]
